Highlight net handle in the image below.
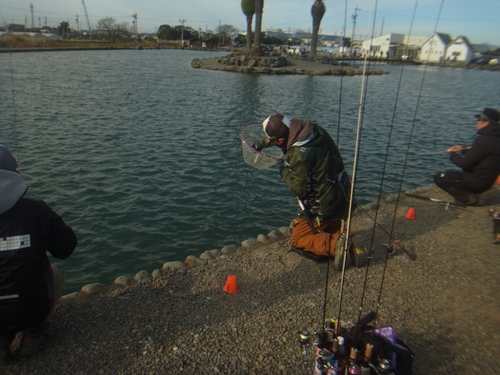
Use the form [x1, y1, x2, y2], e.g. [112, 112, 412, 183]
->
[239, 121, 282, 161]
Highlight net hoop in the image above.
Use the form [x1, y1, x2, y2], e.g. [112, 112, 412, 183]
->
[239, 121, 283, 170]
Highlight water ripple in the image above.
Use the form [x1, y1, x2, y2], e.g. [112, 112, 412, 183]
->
[1, 51, 496, 292]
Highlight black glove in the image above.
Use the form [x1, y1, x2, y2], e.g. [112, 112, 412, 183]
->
[251, 143, 262, 152]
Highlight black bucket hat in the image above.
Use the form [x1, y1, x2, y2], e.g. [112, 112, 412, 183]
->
[474, 108, 500, 124]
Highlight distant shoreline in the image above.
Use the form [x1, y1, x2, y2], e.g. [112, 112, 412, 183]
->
[2, 46, 498, 72]
[0, 46, 150, 53]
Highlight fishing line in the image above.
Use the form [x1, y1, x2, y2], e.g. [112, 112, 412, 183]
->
[7, 52, 20, 160]
[317, 0, 353, 333]
[334, 0, 349, 146]
[378, 0, 446, 319]
[334, 0, 378, 331]
[356, 0, 421, 329]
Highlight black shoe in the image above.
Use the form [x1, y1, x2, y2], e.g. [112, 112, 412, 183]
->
[289, 246, 328, 263]
[457, 193, 481, 206]
[0, 331, 15, 366]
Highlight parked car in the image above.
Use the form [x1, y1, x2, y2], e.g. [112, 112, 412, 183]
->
[470, 55, 493, 65]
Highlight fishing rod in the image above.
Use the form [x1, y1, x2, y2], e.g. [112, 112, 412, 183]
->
[355, 204, 416, 261]
[404, 193, 467, 209]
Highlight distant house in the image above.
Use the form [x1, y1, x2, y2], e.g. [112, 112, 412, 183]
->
[444, 36, 473, 63]
[360, 33, 405, 58]
[359, 33, 430, 60]
[319, 35, 345, 47]
[418, 33, 452, 62]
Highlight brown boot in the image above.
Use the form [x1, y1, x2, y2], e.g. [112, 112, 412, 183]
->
[16, 323, 50, 356]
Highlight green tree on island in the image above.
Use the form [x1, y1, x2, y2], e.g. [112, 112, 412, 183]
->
[310, 0, 326, 59]
[241, 0, 255, 51]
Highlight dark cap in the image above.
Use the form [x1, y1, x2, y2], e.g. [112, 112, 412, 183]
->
[263, 114, 291, 139]
[474, 108, 500, 124]
[0, 145, 19, 172]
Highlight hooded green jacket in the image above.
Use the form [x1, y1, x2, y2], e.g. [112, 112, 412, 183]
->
[257, 120, 351, 221]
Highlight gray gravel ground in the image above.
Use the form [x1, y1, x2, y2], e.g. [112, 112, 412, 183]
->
[3, 185, 499, 375]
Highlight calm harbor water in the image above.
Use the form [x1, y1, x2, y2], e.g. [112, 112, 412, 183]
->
[0, 49, 497, 293]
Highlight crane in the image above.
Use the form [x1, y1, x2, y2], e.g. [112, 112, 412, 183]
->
[81, 0, 91, 31]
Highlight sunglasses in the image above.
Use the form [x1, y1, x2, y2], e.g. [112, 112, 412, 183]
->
[476, 117, 488, 122]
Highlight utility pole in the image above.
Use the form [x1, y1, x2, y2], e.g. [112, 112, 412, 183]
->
[30, 3, 35, 29]
[179, 19, 186, 47]
[76, 15, 80, 35]
[218, 20, 221, 48]
[132, 13, 138, 36]
[351, 5, 361, 54]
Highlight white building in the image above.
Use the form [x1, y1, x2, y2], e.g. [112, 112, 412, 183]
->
[360, 33, 430, 60]
[360, 33, 405, 58]
[360, 32, 474, 63]
[444, 36, 473, 62]
[419, 33, 453, 62]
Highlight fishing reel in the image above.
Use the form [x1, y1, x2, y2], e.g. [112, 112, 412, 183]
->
[298, 329, 311, 356]
[488, 208, 500, 244]
[385, 243, 397, 256]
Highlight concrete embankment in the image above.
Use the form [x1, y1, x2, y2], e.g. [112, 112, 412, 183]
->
[5, 184, 499, 374]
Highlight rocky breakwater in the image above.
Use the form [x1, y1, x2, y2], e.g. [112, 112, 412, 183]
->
[192, 53, 387, 76]
[61, 226, 292, 298]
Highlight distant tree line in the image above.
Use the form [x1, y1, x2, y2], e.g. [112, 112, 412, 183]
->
[3, 0, 498, 58]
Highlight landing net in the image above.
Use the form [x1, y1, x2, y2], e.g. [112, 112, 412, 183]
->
[239, 121, 283, 170]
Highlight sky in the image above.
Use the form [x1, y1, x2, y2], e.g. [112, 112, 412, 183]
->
[0, 0, 499, 46]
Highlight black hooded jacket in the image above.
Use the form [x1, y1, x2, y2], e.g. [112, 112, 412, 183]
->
[450, 123, 500, 191]
[0, 169, 77, 332]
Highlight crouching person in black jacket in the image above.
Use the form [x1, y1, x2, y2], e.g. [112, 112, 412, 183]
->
[434, 107, 500, 206]
[0, 145, 77, 364]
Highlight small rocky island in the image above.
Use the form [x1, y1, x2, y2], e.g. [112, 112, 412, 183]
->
[192, 53, 388, 76]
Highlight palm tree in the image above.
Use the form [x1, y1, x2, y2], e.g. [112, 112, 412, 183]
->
[241, 0, 255, 51]
[310, 0, 326, 59]
[252, 0, 264, 55]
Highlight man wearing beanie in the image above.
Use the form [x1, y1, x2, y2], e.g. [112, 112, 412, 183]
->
[434, 107, 500, 206]
[254, 114, 352, 262]
[0, 145, 77, 364]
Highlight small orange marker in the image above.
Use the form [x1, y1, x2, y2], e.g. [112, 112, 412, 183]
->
[496, 176, 500, 185]
[405, 207, 416, 220]
[223, 275, 238, 293]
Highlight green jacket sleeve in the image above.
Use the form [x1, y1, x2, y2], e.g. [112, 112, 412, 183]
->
[281, 148, 309, 199]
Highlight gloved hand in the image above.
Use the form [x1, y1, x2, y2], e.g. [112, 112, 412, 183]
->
[279, 159, 288, 177]
[251, 143, 262, 152]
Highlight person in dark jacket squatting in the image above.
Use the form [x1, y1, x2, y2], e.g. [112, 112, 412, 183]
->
[434, 107, 500, 206]
[0, 145, 77, 364]
[254, 114, 352, 262]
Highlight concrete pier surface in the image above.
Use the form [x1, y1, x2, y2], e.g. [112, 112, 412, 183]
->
[4, 184, 499, 375]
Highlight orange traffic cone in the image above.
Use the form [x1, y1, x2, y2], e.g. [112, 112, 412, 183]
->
[496, 176, 500, 185]
[223, 275, 238, 293]
[405, 207, 416, 220]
